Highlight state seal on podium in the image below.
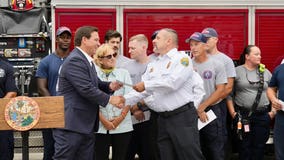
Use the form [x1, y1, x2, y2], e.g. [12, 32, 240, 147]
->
[4, 96, 40, 131]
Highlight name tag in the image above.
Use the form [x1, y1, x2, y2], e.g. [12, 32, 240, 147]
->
[244, 124, 250, 132]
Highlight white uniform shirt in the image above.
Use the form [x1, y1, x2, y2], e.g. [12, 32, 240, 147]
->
[125, 48, 205, 112]
[191, 71, 205, 108]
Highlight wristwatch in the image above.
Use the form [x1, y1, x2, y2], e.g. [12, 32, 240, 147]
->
[137, 102, 144, 111]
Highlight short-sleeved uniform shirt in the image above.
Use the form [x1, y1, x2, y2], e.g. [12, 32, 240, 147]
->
[193, 57, 227, 103]
[0, 60, 18, 98]
[209, 52, 236, 78]
[234, 65, 271, 109]
[35, 53, 66, 96]
[269, 63, 284, 101]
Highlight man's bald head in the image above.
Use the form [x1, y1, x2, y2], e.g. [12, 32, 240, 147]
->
[152, 28, 179, 54]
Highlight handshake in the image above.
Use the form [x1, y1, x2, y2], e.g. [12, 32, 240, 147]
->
[109, 95, 125, 109]
[109, 81, 126, 108]
[108, 81, 146, 108]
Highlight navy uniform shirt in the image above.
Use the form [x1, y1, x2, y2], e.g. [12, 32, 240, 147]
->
[35, 53, 65, 96]
[0, 59, 18, 98]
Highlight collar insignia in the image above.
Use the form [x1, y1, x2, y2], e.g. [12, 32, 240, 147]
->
[166, 62, 171, 69]
[150, 67, 154, 73]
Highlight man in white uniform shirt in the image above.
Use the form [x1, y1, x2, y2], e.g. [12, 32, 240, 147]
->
[125, 28, 205, 160]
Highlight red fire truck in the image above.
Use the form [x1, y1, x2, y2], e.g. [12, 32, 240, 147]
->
[1, 0, 282, 158]
[52, 0, 284, 72]
[51, 0, 281, 157]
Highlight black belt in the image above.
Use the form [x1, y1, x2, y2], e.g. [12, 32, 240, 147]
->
[235, 104, 269, 115]
[158, 102, 194, 118]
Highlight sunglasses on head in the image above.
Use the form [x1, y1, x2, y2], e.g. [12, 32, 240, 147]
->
[99, 53, 118, 59]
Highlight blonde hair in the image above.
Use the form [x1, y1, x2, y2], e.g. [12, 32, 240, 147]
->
[129, 34, 148, 48]
[94, 43, 114, 67]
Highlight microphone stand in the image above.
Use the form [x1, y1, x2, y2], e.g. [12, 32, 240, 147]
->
[15, 68, 33, 160]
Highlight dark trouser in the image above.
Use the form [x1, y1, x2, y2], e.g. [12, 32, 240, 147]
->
[225, 115, 237, 160]
[200, 104, 225, 160]
[0, 131, 14, 160]
[219, 99, 228, 137]
[42, 129, 55, 160]
[223, 99, 235, 160]
[53, 129, 94, 160]
[157, 103, 204, 160]
[95, 131, 132, 160]
[149, 110, 161, 160]
[237, 112, 270, 160]
[126, 120, 158, 160]
[274, 111, 284, 160]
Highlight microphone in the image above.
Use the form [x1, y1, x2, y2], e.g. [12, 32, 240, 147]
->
[25, 68, 33, 86]
[14, 68, 20, 86]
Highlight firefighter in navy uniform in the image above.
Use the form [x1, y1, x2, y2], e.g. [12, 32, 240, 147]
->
[0, 58, 18, 160]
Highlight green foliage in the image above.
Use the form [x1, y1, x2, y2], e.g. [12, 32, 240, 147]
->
[21, 115, 34, 126]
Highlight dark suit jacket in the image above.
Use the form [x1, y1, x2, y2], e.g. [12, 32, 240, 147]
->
[58, 48, 111, 134]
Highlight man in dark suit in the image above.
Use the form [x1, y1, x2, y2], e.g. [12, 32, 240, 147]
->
[53, 26, 125, 160]
[36, 26, 72, 160]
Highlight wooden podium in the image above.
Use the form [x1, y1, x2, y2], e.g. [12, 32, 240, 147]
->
[0, 96, 64, 160]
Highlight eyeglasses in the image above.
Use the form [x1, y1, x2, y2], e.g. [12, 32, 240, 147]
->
[99, 53, 118, 59]
[245, 69, 261, 85]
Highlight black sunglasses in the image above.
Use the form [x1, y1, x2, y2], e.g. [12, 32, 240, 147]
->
[245, 69, 261, 85]
[99, 53, 118, 59]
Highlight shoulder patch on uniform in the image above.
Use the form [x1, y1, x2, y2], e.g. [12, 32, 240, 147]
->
[180, 57, 189, 67]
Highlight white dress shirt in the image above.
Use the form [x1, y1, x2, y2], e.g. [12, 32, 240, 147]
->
[125, 48, 205, 112]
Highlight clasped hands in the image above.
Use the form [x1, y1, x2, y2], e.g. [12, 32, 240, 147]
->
[100, 106, 130, 130]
